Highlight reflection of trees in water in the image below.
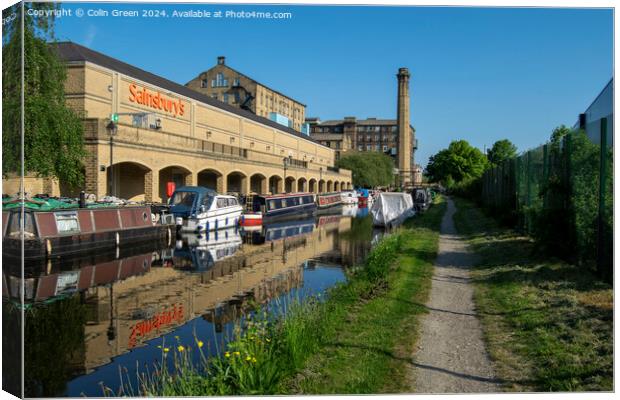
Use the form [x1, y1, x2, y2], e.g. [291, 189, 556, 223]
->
[3, 302, 22, 397]
[24, 295, 87, 397]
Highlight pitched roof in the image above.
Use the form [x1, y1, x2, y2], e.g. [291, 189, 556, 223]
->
[196, 63, 307, 107]
[53, 41, 322, 146]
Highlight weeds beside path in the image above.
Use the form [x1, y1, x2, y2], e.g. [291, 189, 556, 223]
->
[453, 197, 613, 392]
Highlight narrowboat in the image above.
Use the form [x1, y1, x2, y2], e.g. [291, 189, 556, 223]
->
[370, 192, 415, 228]
[317, 192, 343, 209]
[356, 188, 373, 208]
[340, 191, 359, 205]
[241, 192, 317, 224]
[169, 186, 243, 232]
[2, 203, 172, 260]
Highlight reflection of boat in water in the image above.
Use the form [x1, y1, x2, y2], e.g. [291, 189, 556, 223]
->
[173, 228, 242, 271]
[170, 186, 243, 232]
[341, 204, 358, 217]
[242, 217, 315, 245]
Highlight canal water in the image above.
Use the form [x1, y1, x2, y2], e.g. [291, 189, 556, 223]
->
[3, 205, 384, 397]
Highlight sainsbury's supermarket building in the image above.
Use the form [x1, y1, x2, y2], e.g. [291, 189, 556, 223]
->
[16, 42, 352, 202]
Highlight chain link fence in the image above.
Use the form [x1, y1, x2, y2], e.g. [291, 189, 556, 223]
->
[479, 119, 613, 281]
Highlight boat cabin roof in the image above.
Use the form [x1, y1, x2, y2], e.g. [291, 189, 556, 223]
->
[174, 186, 217, 196]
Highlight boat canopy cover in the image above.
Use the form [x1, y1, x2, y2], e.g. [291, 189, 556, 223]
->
[169, 186, 217, 216]
[370, 192, 414, 227]
[2, 197, 116, 211]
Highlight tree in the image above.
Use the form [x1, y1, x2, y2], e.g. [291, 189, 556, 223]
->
[336, 152, 394, 188]
[487, 139, 517, 166]
[2, 3, 86, 188]
[425, 140, 489, 186]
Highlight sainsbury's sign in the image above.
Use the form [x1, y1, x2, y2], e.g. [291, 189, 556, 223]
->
[129, 83, 185, 117]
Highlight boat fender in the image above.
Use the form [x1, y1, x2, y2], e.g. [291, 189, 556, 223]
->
[166, 227, 172, 246]
[115, 232, 120, 246]
[176, 240, 183, 249]
[45, 239, 52, 256]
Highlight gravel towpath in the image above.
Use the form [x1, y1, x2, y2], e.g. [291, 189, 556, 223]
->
[411, 197, 500, 393]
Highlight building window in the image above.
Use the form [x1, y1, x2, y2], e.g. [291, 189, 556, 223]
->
[375, 144, 380, 151]
[383, 145, 388, 152]
[375, 135, 380, 141]
[233, 77, 240, 86]
[358, 145, 363, 151]
[391, 126, 397, 132]
[357, 135, 363, 142]
[213, 73, 228, 88]
[201, 79, 208, 88]
[336, 141, 341, 149]
[366, 144, 372, 151]
[366, 135, 371, 141]
[223, 93, 229, 103]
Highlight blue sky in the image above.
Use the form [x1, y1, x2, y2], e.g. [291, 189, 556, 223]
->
[53, 3, 613, 166]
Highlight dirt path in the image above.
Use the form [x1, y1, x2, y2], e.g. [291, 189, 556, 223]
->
[411, 197, 500, 393]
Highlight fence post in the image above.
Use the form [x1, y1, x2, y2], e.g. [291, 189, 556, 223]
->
[542, 144, 548, 209]
[597, 118, 608, 280]
[526, 151, 532, 232]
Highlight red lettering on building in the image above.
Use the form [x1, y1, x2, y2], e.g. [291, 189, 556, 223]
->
[128, 83, 185, 117]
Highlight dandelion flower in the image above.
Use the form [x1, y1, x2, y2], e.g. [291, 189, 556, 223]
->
[178, 345, 185, 352]
[245, 355, 252, 361]
[163, 348, 170, 353]
[234, 351, 241, 356]
[174, 336, 180, 340]
[197, 340, 204, 348]
[252, 357, 257, 363]
[225, 352, 231, 358]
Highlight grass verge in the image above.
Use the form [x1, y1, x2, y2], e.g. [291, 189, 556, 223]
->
[124, 197, 446, 396]
[452, 197, 612, 392]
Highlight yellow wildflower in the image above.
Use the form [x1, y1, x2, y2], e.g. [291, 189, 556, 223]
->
[252, 357, 257, 363]
[225, 352, 231, 358]
[178, 345, 185, 352]
[245, 355, 252, 361]
[197, 340, 204, 348]
[174, 336, 180, 340]
[234, 351, 240, 356]
[163, 348, 170, 353]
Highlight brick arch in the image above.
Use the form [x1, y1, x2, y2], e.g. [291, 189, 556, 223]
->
[268, 174, 283, 194]
[226, 170, 248, 195]
[107, 161, 152, 202]
[297, 177, 308, 192]
[158, 165, 193, 202]
[197, 168, 224, 192]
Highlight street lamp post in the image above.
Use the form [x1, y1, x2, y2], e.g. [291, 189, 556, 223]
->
[106, 119, 118, 197]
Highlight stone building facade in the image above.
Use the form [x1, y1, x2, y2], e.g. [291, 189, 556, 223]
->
[3, 42, 352, 201]
[185, 56, 307, 132]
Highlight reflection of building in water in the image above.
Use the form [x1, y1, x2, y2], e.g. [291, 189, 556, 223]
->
[7, 215, 354, 383]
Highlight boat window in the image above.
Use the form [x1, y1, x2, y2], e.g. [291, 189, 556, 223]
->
[268, 199, 281, 210]
[217, 198, 228, 208]
[7, 212, 37, 238]
[227, 198, 238, 206]
[55, 211, 81, 234]
[171, 191, 196, 207]
[201, 194, 214, 209]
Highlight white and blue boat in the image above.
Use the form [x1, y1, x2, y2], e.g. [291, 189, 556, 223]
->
[169, 186, 243, 232]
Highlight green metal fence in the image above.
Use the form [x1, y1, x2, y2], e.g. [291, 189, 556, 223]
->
[480, 119, 613, 280]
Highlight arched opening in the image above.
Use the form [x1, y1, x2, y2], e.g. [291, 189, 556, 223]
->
[327, 180, 334, 192]
[285, 177, 296, 193]
[226, 171, 247, 195]
[309, 178, 317, 193]
[297, 177, 307, 192]
[198, 169, 223, 192]
[250, 173, 267, 194]
[334, 182, 340, 192]
[318, 179, 326, 193]
[269, 175, 283, 194]
[107, 162, 150, 201]
[347, 182, 352, 190]
[159, 166, 192, 203]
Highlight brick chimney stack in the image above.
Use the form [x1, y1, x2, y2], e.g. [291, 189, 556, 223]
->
[396, 67, 412, 186]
